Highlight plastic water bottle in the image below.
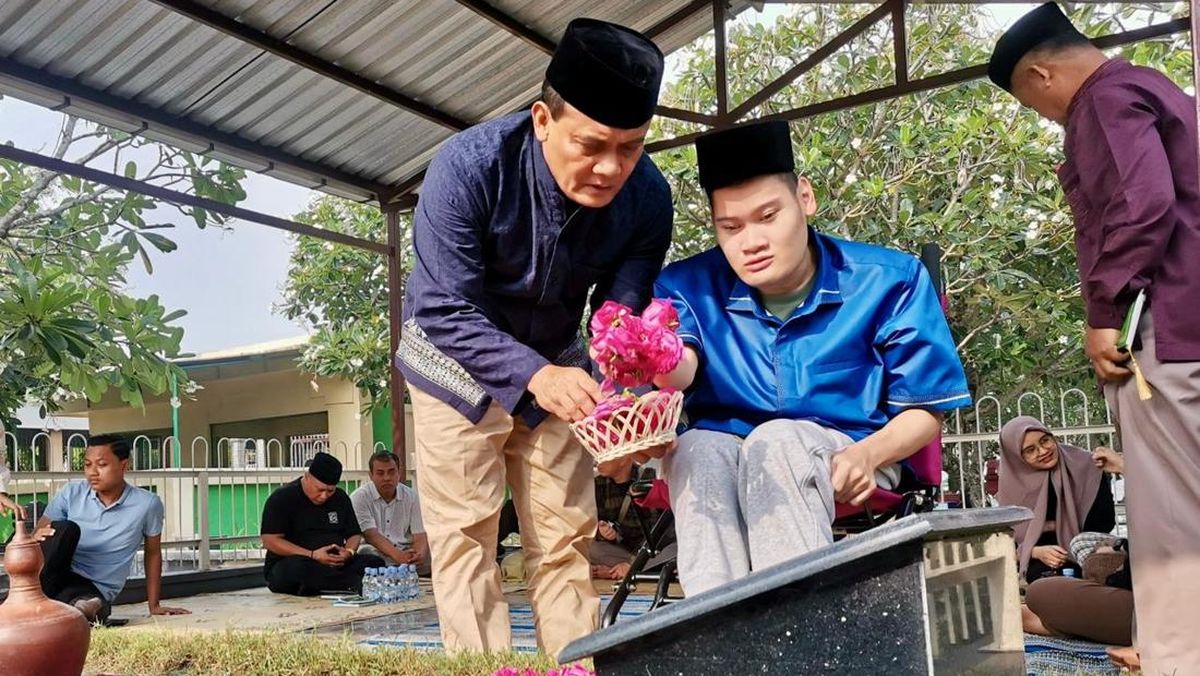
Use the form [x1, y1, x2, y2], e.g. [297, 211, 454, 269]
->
[1062, 568, 1077, 578]
[381, 567, 393, 603]
[387, 566, 400, 603]
[409, 564, 421, 600]
[404, 564, 416, 599]
[362, 568, 377, 601]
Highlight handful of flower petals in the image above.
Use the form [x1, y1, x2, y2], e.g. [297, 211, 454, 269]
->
[571, 299, 685, 463]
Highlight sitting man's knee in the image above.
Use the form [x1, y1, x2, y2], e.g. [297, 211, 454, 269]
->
[51, 519, 81, 539]
[742, 420, 825, 463]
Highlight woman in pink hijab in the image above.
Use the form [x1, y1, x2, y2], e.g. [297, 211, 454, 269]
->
[997, 416, 1118, 583]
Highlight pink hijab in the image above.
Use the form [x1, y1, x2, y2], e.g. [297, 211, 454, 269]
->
[996, 416, 1103, 573]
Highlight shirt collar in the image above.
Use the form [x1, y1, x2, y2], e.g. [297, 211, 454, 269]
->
[725, 227, 844, 321]
[90, 482, 132, 509]
[366, 480, 400, 504]
[531, 130, 569, 221]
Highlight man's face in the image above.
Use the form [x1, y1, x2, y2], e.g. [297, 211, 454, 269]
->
[84, 444, 128, 493]
[532, 101, 649, 208]
[370, 458, 399, 497]
[302, 473, 337, 505]
[712, 175, 817, 296]
[1009, 60, 1068, 124]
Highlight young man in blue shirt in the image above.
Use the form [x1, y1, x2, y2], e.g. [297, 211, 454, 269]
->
[34, 435, 189, 622]
[626, 121, 971, 595]
[395, 19, 672, 656]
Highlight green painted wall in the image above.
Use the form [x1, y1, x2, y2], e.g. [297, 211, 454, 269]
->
[194, 480, 361, 550]
[371, 405, 392, 452]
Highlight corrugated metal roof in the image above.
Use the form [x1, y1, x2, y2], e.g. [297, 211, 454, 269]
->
[0, 0, 737, 204]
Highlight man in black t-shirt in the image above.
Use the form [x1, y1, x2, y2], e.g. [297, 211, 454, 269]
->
[260, 453, 384, 595]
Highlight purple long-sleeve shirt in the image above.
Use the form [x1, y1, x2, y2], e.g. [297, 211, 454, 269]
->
[396, 113, 674, 426]
[1058, 59, 1200, 361]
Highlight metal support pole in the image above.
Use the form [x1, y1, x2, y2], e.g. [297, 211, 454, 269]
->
[892, 0, 908, 86]
[713, 0, 729, 118]
[385, 207, 408, 480]
[197, 470, 211, 572]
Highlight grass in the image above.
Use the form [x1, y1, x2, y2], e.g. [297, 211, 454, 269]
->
[86, 628, 573, 675]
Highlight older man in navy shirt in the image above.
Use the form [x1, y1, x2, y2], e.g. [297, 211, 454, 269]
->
[396, 19, 672, 656]
[623, 121, 970, 596]
[990, 5, 1200, 671]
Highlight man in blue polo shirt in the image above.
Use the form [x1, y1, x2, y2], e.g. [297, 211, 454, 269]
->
[638, 121, 971, 595]
[34, 434, 189, 622]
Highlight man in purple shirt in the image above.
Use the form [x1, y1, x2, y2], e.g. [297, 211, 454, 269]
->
[396, 19, 672, 657]
[990, 4, 1200, 671]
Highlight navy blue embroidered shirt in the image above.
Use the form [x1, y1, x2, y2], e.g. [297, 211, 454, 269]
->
[397, 113, 674, 426]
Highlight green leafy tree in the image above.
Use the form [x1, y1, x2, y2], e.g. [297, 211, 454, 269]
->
[0, 113, 247, 427]
[278, 198, 407, 413]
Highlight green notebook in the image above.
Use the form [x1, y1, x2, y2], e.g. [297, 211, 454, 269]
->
[1117, 289, 1148, 354]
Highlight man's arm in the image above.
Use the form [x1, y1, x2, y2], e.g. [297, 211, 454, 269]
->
[410, 532, 429, 562]
[832, 409, 943, 505]
[261, 533, 341, 567]
[653, 346, 699, 391]
[360, 528, 406, 561]
[1073, 87, 1178, 329]
[408, 147, 555, 413]
[144, 534, 189, 615]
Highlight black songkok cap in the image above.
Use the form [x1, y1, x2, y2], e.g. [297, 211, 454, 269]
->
[696, 120, 795, 195]
[988, 3, 1089, 92]
[307, 452, 343, 486]
[545, 18, 665, 129]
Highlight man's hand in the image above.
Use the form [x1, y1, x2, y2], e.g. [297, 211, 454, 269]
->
[527, 365, 601, 423]
[394, 549, 419, 564]
[597, 521, 620, 542]
[32, 523, 55, 542]
[312, 545, 345, 567]
[149, 604, 191, 616]
[1032, 544, 1069, 569]
[830, 446, 876, 506]
[0, 493, 26, 520]
[596, 440, 677, 482]
[1085, 327, 1132, 382]
[1092, 446, 1125, 474]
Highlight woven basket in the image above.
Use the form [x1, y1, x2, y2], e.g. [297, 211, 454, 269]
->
[571, 390, 684, 463]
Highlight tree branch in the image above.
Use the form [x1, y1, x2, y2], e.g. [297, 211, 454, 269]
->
[0, 117, 78, 237]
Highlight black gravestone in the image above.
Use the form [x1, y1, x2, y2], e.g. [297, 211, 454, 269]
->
[561, 507, 1031, 675]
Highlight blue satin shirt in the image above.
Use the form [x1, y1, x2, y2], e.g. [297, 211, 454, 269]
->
[653, 229, 971, 441]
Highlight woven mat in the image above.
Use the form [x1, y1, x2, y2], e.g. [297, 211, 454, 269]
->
[1025, 634, 1120, 675]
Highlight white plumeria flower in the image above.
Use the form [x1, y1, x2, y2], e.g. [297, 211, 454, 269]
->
[850, 138, 862, 150]
[1058, 335, 1070, 345]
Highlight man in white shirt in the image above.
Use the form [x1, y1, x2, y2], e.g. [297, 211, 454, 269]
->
[350, 451, 430, 575]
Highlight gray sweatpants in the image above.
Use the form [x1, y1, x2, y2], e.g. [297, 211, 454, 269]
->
[663, 419, 900, 596]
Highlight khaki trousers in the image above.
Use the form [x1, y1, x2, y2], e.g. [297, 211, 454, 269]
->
[408, 384, 599, 657]
[1105, 315, 1200, 674]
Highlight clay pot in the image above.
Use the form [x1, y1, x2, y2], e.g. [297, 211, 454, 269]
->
[0, 521, 91, 676]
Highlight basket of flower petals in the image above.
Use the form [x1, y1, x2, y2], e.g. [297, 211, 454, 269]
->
[570, 299, 685, 464]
